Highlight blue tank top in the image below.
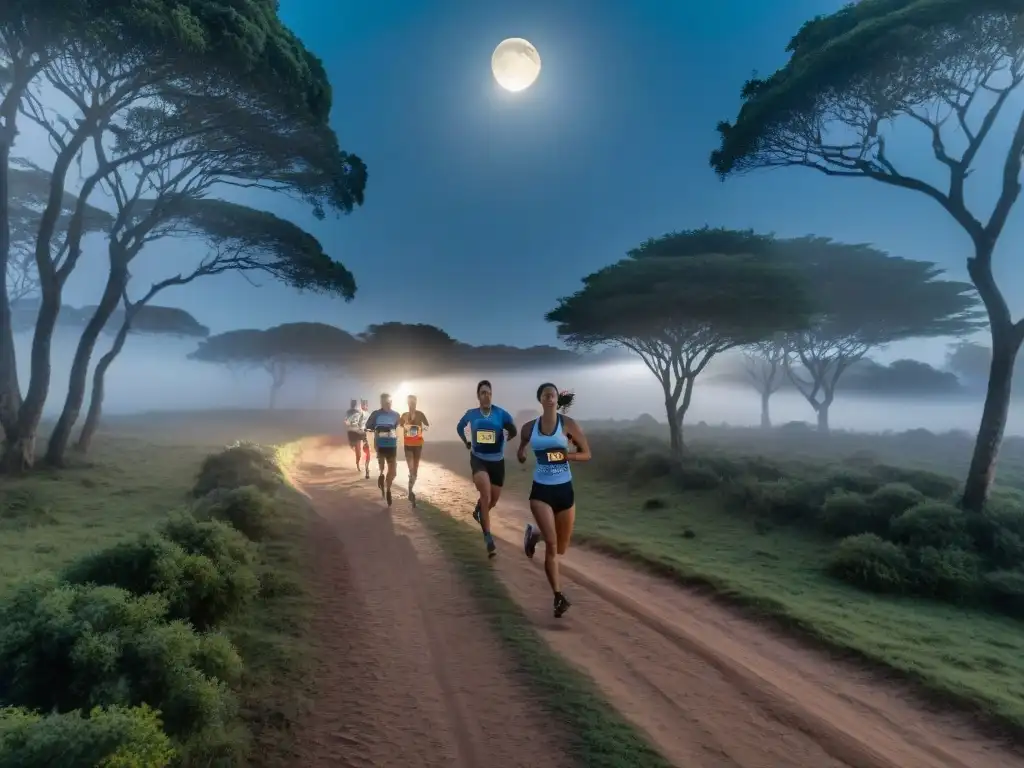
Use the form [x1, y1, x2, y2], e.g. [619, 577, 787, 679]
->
[530, 415, 572, 486]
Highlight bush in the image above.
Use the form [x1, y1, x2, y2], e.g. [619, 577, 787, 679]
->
[907, 547, 981, 602]
[627, 450, 674, 485]
[192, 443, 282, 498]
[967, 497, 1024, 569]
[0, 578, 240, 747]
[983, 570, 1024, 618]
[191, 486, 275, 542]
[63, 527, 260, 631]
[866, 482, 926, 520]
[827, 534, 910, 593]
[824, 468, 881, 496]
[869, 465, 960, 500]
[889, 501, 972, 549]
[672, 461, 721, 490]
[0, 705, 174, 768]
[818, 492, 883, 537]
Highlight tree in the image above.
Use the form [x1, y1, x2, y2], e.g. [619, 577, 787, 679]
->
[189, 323, 359, 409]
[546, 231, 813, 456]
[841, 359, 964, 396]
[742, 338, 786, 428]
[776, 238, 981, 432]
[60, 200, 358, 459]
[355, 323, 461, 382]
[711, 0, 1024, 509]
[946, 340, 1024, 393]
[0, 0, 366, 471]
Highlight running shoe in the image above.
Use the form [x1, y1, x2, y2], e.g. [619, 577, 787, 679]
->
[386, 487, 393, 507]
[377, 474, 385, 498]
[524, 524, 540, 559]
[364, 465, 370, 479]
[484, 532, 497, 558]
[554, 592, 571, 618]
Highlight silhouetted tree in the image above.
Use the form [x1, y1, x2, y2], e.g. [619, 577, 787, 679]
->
[946, 340, 1024, 394]
[0, 0, 366, 471]
[711, 0, 1024, 509]
[546, 230, 813, 456]
[189, 323, 359, 409]
[69, 201, 357, 456]
[742, 338, 786, 428]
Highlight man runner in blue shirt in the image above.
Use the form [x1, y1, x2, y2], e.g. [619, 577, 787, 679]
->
[365, 392, 402, 507]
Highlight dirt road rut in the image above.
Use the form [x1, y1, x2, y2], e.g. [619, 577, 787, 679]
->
[290, 457, 572, 768]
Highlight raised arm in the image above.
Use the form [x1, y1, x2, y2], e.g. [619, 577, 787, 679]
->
[456, 410, 471, 446]
[517, 419, 535, 463]
[421, 412, 430, 427]
[564, 417, 591, 462]
[365, 410, 379, 431]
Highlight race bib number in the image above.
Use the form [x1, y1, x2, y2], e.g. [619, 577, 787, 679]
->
[475, 429, 496, 445]
[546, 450, 566, 463]
[376, 428, 396, 439]
[407, 426, 420, 437]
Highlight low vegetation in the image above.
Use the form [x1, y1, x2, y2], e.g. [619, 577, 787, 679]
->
[0, 434, 313, 766]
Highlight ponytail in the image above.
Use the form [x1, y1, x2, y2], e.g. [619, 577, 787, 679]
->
[556, 390, 575, 413]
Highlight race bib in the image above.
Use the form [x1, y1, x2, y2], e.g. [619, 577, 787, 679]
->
[376, 428, 396, 439]
[475, 429, 496, 444]
[407, 426, 420, 437]
[546, 450, 566, 463]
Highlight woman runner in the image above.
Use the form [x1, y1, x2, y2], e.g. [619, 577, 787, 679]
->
[456, 379, 517, 558]
[517, 383, 590, 617]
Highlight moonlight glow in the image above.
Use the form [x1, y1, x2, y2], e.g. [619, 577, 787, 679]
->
[491, 38, 541, 92]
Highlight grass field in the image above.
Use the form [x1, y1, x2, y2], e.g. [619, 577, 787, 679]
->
[424, 424, 1024, 734]
[0, 416, 316, 765]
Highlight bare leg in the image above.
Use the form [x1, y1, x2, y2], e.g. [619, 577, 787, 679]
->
[472, 471, 493, 534]
[529, 500, 560, 593]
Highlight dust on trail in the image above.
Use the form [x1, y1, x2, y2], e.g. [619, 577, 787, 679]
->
[318, 438, 1024, 768]
[288, 445, 573, 768]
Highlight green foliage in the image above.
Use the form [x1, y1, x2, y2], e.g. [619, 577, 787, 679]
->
[890, 502, 971, 550]
[827, 534, 910, 593]
[907, 547, 980, 602]
[191, 485, 275, 542]
[63, 526, 259, 631]
[0, 578, 238, 744]
[819, 492, 880, 537]
[0, 705, 174, 768]
[193, 443, 284, 497]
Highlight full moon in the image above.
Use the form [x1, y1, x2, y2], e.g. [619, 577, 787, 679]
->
[491, 38, 541, 92]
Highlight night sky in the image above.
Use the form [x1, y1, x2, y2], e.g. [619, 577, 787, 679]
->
[53, 0, 1022, 360]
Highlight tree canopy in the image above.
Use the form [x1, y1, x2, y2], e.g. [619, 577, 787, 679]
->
[709, 0, 1023, 508]
[547, 229, 814, 453]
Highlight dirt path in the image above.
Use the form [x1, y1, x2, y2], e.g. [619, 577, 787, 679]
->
[299, 440, 1024, 768]
[288, 454, 573, 768]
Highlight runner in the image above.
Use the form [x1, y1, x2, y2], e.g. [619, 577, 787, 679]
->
[456, 379, 517, 558]
[365, 392, 401, 506]
[360, 399, 371, 478]
[343, 399, 368, 473]
[517, 383, 590, 618]
[399, 394, 429, 507]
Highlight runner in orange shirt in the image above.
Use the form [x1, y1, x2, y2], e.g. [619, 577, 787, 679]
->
[399, 394, 430, 507]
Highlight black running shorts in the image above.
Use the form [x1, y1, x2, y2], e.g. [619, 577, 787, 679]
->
[404, 445, 423, 461]
[470, 454, 505, 487]
[529, 480, 575, 514]
[347, 431, 364, 448]
[376, 446, 397, 462]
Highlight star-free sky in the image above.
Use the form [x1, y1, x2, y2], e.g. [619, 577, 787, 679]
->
[57, 0, 1021, 361]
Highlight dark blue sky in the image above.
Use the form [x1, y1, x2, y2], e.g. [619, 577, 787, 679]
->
[62, 0, 1022, 356]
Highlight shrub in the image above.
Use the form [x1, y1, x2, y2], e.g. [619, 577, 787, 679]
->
[672, 461, 721, 490]
[626, 450, 674, 485]
[865, 482, 925, 521]
[983, 570, 1024, 618]
[63, 528, 259, 631]
[0, 705, 174, 768]
[967, 495, 1024, 569]
[759, 478, 830, 523]
[818, 492, 883, 538]
[192, 443, 282, 498]
[868, 465, 960, 500]
[889, 501, 971, 550]
[824, 468, 880, 496]
[907, 547, 981, 602]
[0, 579, 239, 745]
[191, 486, 275, 542]
[827, 534, 910, 593]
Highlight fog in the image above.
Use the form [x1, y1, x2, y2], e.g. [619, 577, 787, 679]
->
[20, 332, 1024, 438]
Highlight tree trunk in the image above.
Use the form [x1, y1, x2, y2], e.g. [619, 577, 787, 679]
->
[816, 405, 830, 433]
[268, 362, 287, 410]
[0, 133, 20, 438]
[45, 261, 127, 465]
[760, 390, 772, 428]
[962, 322, 1022, 512]
[75, 319, 132, 454]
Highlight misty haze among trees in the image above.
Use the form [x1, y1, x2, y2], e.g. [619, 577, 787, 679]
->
[0, 0, 1022, 519]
